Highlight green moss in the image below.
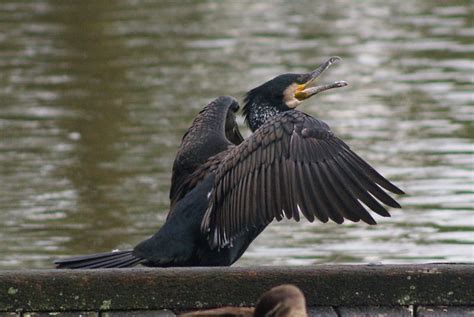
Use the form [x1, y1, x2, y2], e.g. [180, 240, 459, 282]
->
[7, 287, 18, 295]
[100, 299, 112, 310]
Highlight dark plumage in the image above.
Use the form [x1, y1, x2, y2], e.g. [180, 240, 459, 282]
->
[55, 96, 263, 269]
[202, 110, 403, 247]
[169, 96, 243, 210]
[55, 57, 404, 269]
[201, 57, 403, 248]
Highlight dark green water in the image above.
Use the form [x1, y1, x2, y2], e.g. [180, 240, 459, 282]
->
[0, 0, 472, 269]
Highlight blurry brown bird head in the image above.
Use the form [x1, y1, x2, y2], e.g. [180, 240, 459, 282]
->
[254, 284, 308, 317]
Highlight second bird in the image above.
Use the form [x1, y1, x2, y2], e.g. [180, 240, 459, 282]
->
[55, 57, 404, 269]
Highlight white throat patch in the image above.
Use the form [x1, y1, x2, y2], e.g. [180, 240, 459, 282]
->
[283, 83, 302, 108]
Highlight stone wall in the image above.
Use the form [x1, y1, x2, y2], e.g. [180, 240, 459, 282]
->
[1, 264, 473, 316]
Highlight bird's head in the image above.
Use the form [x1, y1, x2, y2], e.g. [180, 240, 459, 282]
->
[243, 56, 347, 131]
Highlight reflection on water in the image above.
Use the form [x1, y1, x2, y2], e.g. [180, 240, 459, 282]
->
[0, 0, 472, 269]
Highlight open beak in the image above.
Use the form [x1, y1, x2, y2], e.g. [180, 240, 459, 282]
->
[295, 56, 348, 100]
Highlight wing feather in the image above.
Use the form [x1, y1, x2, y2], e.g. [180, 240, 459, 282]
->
[343, 145, 404, 194]
[302, 162, 327, 222]
[326, 159, 376, 224]
[334, 156, 390, 217]
[340, 152, 402, 208]
[273, 160, 283, 220]
[295, 162, 314, 222]
[265, 164, 275, 223]
[280, 159, 293, 219]
[313, 162, 345, 224]
[201, 110, 404, 248]
[288, 160, 301, 221]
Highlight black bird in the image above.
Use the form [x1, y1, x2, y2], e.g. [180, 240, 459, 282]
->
[55, 57, 404, 269]
[55, 96, 261, 268]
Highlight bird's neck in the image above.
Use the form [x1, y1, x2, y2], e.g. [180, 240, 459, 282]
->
[243, 95, 284, 132]
[182, 99, 229, 142]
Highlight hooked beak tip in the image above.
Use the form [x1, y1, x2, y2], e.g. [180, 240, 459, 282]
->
[294, 57, 346, 101]
[329, 56, 343, 64]
[334, 80, 348, 87]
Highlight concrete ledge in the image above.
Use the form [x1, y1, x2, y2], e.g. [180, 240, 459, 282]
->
[0, 264, 473, 312]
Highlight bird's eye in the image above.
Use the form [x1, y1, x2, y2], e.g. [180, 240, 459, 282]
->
[230, 102, 239, 112]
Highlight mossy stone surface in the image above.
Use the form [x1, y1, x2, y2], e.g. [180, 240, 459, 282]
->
[0, 264, 472, 312]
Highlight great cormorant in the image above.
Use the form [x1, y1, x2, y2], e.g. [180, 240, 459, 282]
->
[54, 57, 404, 269]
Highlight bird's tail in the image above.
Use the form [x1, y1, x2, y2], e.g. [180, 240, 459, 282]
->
[54, 250, 143, 269]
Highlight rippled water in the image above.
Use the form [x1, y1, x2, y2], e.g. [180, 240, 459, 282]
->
[0, 0, 472, 269]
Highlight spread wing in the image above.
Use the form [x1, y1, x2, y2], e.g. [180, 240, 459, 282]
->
[201, 110, 404, 248]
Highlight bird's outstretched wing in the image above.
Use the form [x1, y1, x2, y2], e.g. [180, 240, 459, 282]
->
[201, 110, 404, 248]
[169, 96, 243, 209]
